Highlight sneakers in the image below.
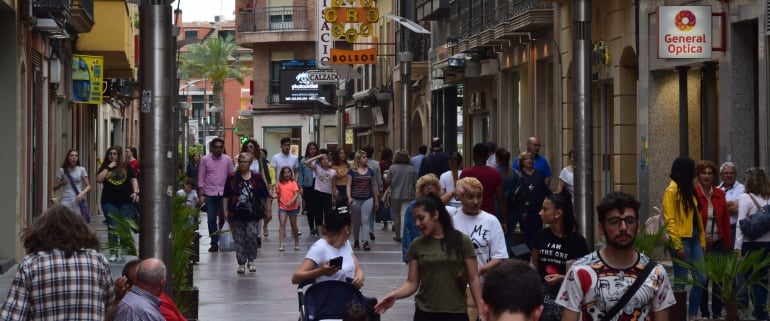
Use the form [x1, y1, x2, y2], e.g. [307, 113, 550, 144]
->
[247, 262, 256, 272]
[294, 243, 300, 251]
[237, 265, 246, 274]
[208, 244, 219, 252]
[353, 241, 360, 250]
[369, 232, 376, 241]
[363, 242, 371, 251]
[263, 226, 269, 238]
[279, 244, 285, 252]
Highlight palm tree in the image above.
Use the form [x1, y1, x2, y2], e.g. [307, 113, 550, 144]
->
[179, 35, 247, 131]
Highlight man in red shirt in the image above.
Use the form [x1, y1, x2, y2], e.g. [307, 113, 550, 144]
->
[460, 143, 506, 226]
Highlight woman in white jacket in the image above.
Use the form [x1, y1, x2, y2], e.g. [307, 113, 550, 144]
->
[734, 167, 770, 321]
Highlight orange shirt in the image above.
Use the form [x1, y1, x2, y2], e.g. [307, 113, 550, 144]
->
[277, 180, 299, 211]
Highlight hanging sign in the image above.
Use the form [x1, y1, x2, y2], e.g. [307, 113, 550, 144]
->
[72, 55, 104, 104]
[330, 48, 377, 65]
[657, 6, 712, 59]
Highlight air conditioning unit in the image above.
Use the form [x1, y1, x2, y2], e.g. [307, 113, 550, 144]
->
[34, 18, 62, 32]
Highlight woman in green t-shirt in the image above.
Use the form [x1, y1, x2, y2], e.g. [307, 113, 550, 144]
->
[374, 193, 482, 321]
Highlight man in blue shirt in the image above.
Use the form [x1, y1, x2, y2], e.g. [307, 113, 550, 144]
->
[113, 258, 167, 321]
[513, 137, 552, 186]
[411, 145, 427, 170]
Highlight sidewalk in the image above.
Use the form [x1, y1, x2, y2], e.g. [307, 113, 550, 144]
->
[0, 210, 415, 321]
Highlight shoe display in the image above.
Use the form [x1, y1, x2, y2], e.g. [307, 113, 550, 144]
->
[353, 241, 360, 250]
[247, 262, 256, 272]
[208, 244, 219, 252]
[363, 242, 371, 251]
[369, 232, 376, 241]
[237, 265, 246, 274]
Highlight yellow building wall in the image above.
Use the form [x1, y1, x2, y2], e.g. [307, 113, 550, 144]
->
[78, 0, 136, 78]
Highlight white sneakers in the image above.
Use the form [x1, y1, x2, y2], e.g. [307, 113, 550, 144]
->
[238, 262, 256, 274]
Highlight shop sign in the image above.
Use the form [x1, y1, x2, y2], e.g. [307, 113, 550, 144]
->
[318, 0, 379, 68]
[307, 69, 341, 84]
[72, 55, 104, 104]
[330, 48, 377, 65]
[279, 69, 334, 103]
[658, 6, 711, 59]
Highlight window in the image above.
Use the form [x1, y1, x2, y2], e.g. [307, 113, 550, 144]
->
[184, 30, 197, 40]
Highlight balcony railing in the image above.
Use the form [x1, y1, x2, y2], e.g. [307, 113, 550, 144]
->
[511, 0, 553, 18]
[237, 6, 310, 33]
[267, 81, 280, 104]
[68, 0, 95, 34]
[33, 0, 71, 19]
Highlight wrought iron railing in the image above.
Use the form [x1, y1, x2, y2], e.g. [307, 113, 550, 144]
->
[237, 6, 310, 33]
[511, 0, 553, 17]
[33, 0, 71, 18]
[267, 81, 280, 104]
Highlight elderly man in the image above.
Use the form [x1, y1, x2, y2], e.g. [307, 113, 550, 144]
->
[113, 258, 167, 321]
[718, 161, 745, 244]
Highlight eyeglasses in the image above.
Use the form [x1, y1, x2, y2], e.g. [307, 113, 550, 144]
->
[605, 216, 637, 227]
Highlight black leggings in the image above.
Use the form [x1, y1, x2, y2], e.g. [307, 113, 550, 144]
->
[302, 185, 317, 228]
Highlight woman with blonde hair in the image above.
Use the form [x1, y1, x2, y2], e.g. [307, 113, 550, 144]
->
[401, 174, 443, 262]
[346, 150, 379, 251]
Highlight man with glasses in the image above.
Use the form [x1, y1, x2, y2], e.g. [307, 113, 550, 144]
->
[557, 192, 675, 321]
[198, 137, 234, 252]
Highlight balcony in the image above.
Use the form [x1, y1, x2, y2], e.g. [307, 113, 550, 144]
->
[77, 0, 136, 79]
[67, 0, 95, 34]
[506, 0, 553, 31]
[236, 6, 314, 45]
[416, 0, 450, 21]
[33, 0, 71, 20]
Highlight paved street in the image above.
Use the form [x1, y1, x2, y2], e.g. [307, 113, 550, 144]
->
[0, 209, 415, 321]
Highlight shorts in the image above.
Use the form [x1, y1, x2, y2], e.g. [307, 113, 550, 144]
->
[279, 209, 299, 216]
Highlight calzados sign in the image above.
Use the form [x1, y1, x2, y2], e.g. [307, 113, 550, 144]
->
[657, 6, 712, 59]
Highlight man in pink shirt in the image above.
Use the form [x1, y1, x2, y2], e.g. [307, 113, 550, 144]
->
[198, 138, 234, 252]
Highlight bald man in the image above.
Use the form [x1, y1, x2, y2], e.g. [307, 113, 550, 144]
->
[113, 258, 167, 321]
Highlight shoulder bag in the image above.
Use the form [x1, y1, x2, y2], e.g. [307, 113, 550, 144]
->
[600, 260, 656, 321]
[64, 169, 91, 223]
[738, 195, 770, 240]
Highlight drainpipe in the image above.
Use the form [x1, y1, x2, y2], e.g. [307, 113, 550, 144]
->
[573, 0, 593, 249]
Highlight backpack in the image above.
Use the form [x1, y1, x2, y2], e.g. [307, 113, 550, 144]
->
[644, 206, 670, 246]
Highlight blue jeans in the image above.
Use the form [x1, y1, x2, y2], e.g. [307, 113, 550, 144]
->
[741, 242, 770, 320]
[205, 195, 225, 246]
[102, 202, 135, 253]
[669, 229, 708, 316]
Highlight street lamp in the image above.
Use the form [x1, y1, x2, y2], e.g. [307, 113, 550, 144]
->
[381, 14, 430, 152]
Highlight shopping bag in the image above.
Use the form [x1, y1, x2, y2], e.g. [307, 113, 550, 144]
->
[219, 221, 235, 252]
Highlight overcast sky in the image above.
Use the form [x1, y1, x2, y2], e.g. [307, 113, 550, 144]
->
[176, 0, 235, 22]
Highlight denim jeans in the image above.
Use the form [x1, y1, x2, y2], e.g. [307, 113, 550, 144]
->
[205, 195, 225, 246]
[669, 228, 708, 316]
[102, 202, 135, 253]
[741, 241, 770, 320]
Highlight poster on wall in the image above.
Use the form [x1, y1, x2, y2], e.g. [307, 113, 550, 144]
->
[657, 6, 712, 59]
[72, 55, 104, 104]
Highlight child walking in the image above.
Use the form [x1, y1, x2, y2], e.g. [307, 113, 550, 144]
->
[277, 166, 301, 251]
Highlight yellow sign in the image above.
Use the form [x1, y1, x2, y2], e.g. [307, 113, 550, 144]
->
[330, 48, 377, 65]
[72, 55, 104, 104]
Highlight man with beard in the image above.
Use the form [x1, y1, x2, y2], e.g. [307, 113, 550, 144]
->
[556, 192, 675, 321]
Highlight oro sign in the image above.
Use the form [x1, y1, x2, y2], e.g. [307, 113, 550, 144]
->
[658, 6, 712, 59]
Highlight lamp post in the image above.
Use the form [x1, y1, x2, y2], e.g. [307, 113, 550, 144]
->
[382, 14, 430, 152]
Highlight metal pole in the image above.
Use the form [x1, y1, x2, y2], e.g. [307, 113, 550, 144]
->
[399, 52, 413, 152]
[337, 92, 345, 149]
[572, 0, 593, 250]
[138, 1, 173, 267]
[677, 66, 689, 156]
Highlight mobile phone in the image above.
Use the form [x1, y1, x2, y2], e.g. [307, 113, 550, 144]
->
[329, 256, 343, 268]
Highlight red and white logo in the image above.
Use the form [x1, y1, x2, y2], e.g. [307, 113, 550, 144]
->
[674, 10, 696, 31]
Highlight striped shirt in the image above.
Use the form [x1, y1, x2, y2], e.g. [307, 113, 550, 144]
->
[0, 249, 115, 321]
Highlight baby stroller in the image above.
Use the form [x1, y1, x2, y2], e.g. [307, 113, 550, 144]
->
[297, 279, 378, 321]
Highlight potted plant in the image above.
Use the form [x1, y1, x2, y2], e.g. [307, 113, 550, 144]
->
[675, 250, 770, 321]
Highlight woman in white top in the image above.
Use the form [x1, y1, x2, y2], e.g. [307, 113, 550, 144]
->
[54, 149, 91, 214]
[556, 150, 574, 196]
[439, 152, 463, 208]
[291, 206, 364, 287]
[734, 167, 770, 321]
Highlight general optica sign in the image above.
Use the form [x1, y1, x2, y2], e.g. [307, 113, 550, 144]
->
[658, 6, 712, 59]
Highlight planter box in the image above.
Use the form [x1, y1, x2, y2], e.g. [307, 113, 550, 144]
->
[172, 288, 199, 321]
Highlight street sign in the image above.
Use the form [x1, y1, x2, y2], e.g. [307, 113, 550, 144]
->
[306, 69, 341, 84]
